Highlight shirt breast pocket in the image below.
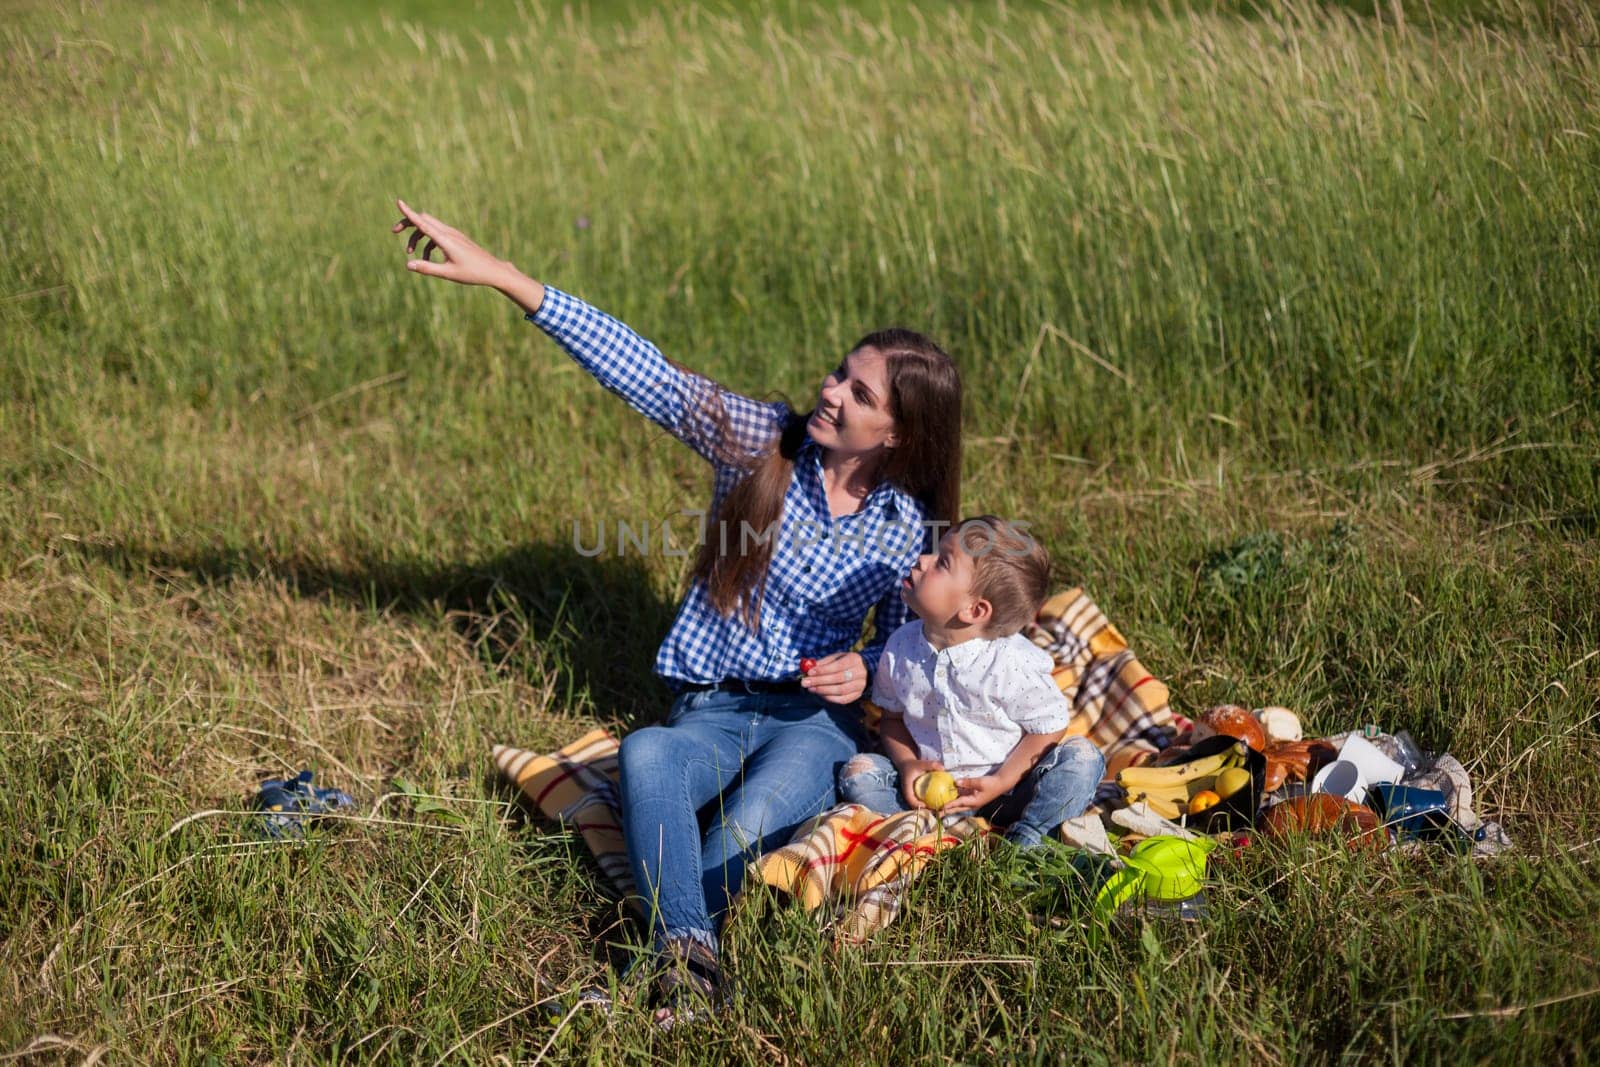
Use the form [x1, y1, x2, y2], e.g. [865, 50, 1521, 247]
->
[771, 583, 859, 643]
[769, 563, 883, 644]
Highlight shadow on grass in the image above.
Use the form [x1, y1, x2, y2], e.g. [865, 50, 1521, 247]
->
[79, 538, 681, 734]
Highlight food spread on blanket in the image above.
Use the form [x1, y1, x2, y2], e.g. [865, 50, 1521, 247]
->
[1105, 709, 1508, 860]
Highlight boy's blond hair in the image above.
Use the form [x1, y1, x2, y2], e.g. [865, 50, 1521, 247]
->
[954, 515, 1050, 637]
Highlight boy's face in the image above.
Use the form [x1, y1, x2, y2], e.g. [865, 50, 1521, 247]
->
[900, 530, 980, 626]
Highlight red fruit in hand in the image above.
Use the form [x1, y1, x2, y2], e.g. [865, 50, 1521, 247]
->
[799, 658, 818, 676]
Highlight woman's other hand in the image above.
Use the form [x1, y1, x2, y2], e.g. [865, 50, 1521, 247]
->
[392, 198, 533, 292]
[799, 651, 868, 705]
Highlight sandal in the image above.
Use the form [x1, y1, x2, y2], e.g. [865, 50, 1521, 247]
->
[253, 770, 354, 839]
[650, 935, 725, 1031]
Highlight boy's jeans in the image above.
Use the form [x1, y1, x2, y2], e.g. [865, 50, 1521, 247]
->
[837, 736, 1106, 846]
[617, 684, 866, 958]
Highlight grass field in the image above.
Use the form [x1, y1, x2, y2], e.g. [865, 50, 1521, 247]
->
[3, 0, 1598, 1061]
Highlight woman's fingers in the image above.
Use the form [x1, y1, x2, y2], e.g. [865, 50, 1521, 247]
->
[803, 676, 864, 704]
[803, 652, 857, 682]
[800, 659, 864, 700]
[800, 652, 867, 704]
[395, 199, 437, 247]
[421, 238, 439, 262]
[406, 257, 450, 277]
[802, 664, 845, 687]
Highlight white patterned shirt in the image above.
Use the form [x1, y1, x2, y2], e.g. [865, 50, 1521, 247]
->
[870, 619, 1072, 778]
[527, 286, 926, 689]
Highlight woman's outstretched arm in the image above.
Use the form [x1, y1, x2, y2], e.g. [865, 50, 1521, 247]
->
[391, 198, 786, 464]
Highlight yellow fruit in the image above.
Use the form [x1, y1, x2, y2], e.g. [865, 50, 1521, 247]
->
[1116, 744, 1240, 789]
[1131, 792, 1184, 820]
[915, 771, 960, 811]
[1187, 789, 1222, 814]
[1215, 767, 1252, 799]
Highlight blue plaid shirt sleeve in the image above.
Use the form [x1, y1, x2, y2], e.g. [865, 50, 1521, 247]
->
[526, 285, 788, 465]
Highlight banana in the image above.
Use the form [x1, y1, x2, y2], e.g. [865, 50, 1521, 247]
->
[1126, 790, 1184, 820]
[1121, 774, 1192, 795]
[1116, 743, 1244, 790]
[1117, 742, 1254, 820]
[1123, 749, 1240, 786]
[1122, 779, 1191, 808]
[1127, 786, 1188, 810]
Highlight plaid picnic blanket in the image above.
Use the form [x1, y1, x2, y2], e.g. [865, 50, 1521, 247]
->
[749, 803, 990, 943]
[493, 586, 1176, 939]
[493, 730, 637, 902]
[1028, 588, 1175, 775]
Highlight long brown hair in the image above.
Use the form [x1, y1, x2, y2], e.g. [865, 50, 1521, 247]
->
[689, 329, 962, 629]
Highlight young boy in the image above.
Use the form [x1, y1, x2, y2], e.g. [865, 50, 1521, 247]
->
[838, 516, 1105, 846]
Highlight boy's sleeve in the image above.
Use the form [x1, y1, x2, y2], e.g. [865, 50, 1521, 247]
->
[528, 285, 788, 467]
[1005, 645, 1073, 735]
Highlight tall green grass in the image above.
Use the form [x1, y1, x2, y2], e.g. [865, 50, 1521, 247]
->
[2, 0, 1597, 1062]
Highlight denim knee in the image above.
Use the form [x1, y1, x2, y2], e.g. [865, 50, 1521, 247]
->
[618, 724, 675, 781]
[837, 752, 896, 800]
[1032, 737, 1105, 809]
[1038, 735, 1103, 775]
[1063, 736, 1106, 782]
[836, 751, 909, 814]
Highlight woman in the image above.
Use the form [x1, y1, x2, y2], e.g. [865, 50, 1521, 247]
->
[391, 200, 962, 1016]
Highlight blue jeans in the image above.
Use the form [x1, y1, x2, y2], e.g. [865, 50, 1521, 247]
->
[617, 685, 866, 956]
[837, 736, 1106, 847]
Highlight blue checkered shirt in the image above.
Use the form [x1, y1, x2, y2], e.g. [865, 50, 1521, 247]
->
[528, 285, 926, 690]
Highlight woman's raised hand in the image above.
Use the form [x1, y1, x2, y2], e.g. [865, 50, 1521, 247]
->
[392, 199, 546, 315]
[391, 199, 515, 288]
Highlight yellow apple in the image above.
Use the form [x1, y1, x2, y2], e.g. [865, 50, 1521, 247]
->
[1215, 767, 1252, 799]
[914, 770, 960, 811]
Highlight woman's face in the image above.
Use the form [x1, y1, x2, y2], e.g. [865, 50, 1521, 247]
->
[806, 346, 899, 457]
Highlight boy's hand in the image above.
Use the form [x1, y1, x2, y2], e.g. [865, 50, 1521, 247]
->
[941, 773, 1013, 815]
[898, 759, 947, 810]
